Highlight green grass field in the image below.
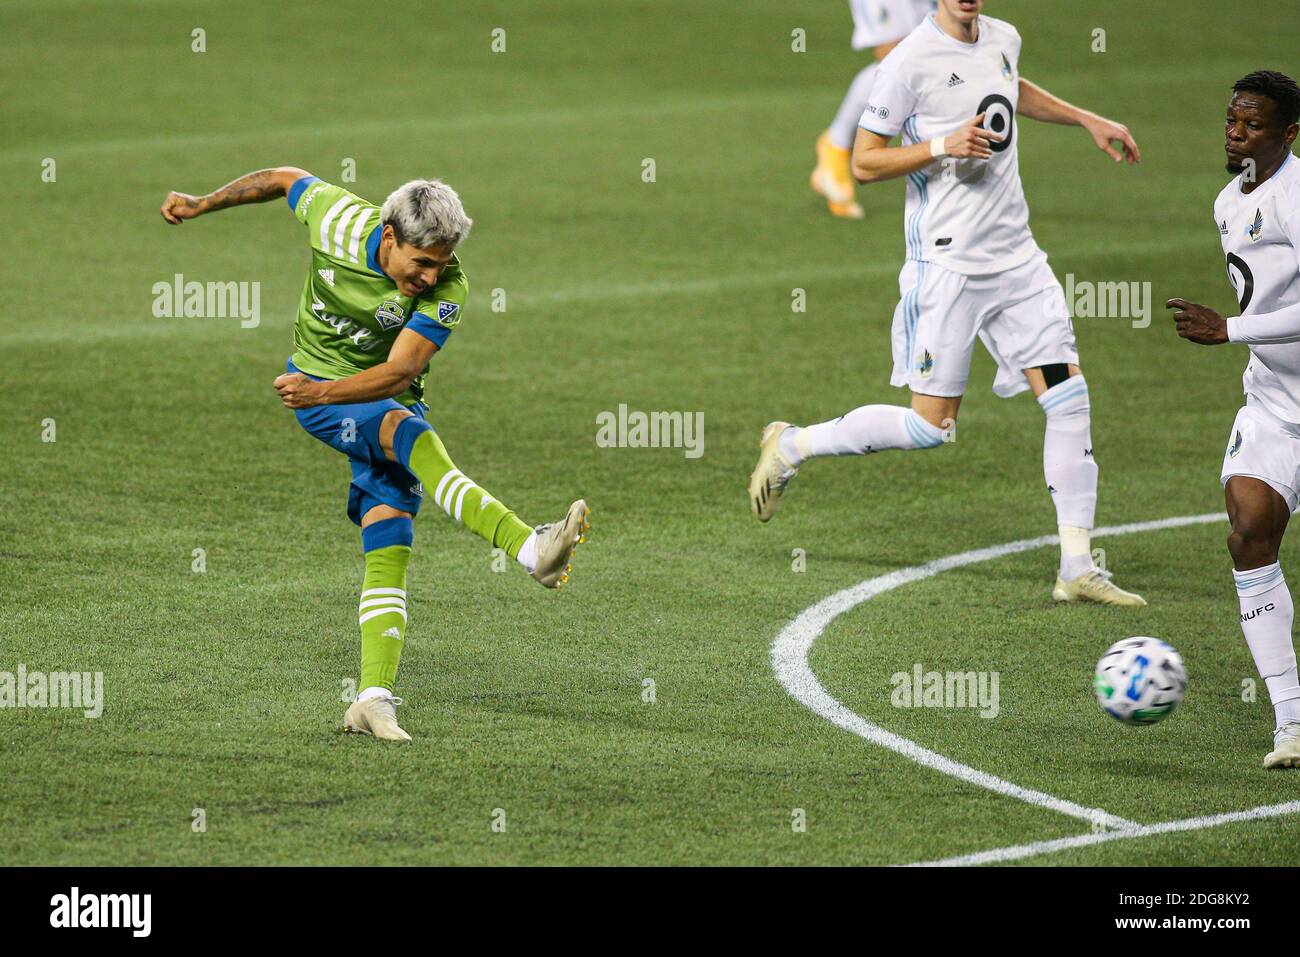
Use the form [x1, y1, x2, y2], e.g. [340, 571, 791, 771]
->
[3, 0, 1298, 866]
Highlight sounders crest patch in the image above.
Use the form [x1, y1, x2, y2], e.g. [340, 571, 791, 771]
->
[375, 299, 406, 331]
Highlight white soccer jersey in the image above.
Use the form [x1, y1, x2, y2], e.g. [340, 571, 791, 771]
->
[859, 14, 1040, 275]
[1216, 153, 1300, 423]
[849, 0, 935, 50]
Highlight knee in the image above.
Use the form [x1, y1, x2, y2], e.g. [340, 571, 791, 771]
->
[1227, 523, 1280, 567]
[379, 408, 414, 458]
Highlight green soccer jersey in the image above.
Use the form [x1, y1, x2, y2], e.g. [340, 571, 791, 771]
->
[286, 177, 467, 407]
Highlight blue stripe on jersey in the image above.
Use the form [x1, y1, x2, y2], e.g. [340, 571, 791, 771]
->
[406, 313, 452, 347]
[903, 116, 929, 262]
[287, 175, 321, 210]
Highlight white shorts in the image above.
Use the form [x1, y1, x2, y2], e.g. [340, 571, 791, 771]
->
[1220, 397, 1300, 511]
[849, 0, 934, 50]
[889, 250, 1080, 399]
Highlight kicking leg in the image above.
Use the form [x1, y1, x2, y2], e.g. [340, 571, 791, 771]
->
[1226, 476, 1300, 768]
[343, 505, 414, 742]
[380, 409, 588, 589]
[748, 393, 955, 523]
[1028, 364, 1145, 606]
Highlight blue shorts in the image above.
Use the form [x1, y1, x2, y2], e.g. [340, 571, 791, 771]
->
[286, 359, 429, 525]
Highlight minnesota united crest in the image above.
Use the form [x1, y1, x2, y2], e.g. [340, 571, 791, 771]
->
[918, 349, 935, 379]
[1248, 208, 1264, 242]
[1228, 429, 1243, 458]
[375, 299, 406, 331]
[1000, 52, 1014, 80]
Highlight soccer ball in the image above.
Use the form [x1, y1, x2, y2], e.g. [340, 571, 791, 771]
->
[1093, 637, 1188, 726]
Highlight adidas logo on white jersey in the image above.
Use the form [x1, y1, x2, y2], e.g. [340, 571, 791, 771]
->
[318, 268, 335, 287]
[947, 73, 964, 88]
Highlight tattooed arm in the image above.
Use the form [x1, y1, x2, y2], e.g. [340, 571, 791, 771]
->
[160, 167, 312, 224]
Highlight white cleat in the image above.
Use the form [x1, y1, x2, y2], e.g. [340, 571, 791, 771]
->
[1052, 568, 1147, 607]
[343, 694, 412, 743]
[748, 421, 798, 522]
[530, 499, 590, 589]
[1264, 722, 1300, 769]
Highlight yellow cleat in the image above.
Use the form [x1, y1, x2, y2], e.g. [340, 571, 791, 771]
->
[1264, 724, 1300, 769]
[343, 695, 412, 743]
[748, 421, 798, 522]
[810, 132, 865, 220]
[1052, 569, 1147, 607]
[531, 499, 589, 589]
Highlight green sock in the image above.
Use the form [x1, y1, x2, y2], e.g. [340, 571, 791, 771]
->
[358, 544, 411, 693]
[408, 430, 533, 558]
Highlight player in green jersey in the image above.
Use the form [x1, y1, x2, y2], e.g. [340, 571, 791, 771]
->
[160, 167, 590, 742]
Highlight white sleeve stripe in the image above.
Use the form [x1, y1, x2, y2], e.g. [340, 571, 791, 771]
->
[332, 204, 359, 258]
[318, 196, 351, 253]
[347, 209, 373, 263]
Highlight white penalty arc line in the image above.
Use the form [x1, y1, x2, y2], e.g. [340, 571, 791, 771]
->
[907, 800, 1300, 866]
[771, 512, 1227, 833]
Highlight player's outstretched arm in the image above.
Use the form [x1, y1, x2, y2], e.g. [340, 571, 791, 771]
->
[851, 114, 1003, 183]
[160, 166, 313, 224]
[1017, 79, 1140, 165]
[272, 329, 439, 409]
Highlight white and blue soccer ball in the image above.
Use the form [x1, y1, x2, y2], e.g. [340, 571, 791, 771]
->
[1093, 637, 1187, 726]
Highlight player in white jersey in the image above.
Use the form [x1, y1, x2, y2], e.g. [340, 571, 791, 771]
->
[1169, 70, 1300, 768]
[751, 0, 1146, 606]
[811, 0, 935, 219]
